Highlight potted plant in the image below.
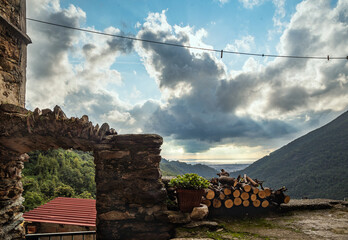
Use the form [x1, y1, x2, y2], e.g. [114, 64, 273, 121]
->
[169, 173, 210, 212]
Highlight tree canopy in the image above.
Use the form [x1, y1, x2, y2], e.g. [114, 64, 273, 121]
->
[22, 149, 96, 211]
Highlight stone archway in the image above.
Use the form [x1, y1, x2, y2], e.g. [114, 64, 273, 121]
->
[0, 104, 173, 240]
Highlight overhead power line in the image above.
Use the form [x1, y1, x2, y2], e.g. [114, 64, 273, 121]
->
[27, 17, 348, 61]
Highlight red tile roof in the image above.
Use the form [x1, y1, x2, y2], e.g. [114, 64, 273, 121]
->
[23, 197, 96, 227]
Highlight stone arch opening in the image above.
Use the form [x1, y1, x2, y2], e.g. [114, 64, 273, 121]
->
[0, 104, 173, 240]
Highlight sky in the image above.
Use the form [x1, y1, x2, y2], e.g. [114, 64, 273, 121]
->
[26, 0, 348, 164]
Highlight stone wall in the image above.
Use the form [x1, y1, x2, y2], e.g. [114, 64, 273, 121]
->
[0, 152, 26, 240]
[0, 104, 174, 240]
[0, 0, 30, 107]
[95, 135, 172, 239]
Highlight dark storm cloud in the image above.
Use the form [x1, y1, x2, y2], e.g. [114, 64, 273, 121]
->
[268, 86, 309, 112]
[144, 98, 295, 152]
[216, 74, 261, 112]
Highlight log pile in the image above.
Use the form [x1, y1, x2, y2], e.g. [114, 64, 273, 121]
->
[202, 170, 290, 210]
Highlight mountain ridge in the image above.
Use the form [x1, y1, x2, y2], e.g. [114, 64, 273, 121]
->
[234, 110, 348, 200]
[160, 158, 217, 179]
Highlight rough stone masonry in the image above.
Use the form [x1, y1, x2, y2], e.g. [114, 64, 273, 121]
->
[0, 104, 174, 239]
[0, 0, 31, 107]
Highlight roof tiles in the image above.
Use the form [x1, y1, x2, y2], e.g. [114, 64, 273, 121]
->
[23, 197, 96, 226]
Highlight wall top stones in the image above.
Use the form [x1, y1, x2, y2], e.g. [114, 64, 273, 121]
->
[0, 104, 162, 154]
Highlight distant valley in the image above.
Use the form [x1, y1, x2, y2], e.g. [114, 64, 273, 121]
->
[160, 159, 250, 179]
[206, 163, 250, 174]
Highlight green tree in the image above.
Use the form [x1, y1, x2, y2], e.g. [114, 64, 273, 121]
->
[23, 191, 44, 211]
[78, 191, 93, 199]
[54, 185, 75, 198]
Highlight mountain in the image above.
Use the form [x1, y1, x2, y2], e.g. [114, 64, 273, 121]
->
[234, 110, 348, 200]
[206, 164, 250, 173]
[160, 159, 217, 179]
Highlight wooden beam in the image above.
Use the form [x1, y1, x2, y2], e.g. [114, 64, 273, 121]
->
[0, 14, 31, 44]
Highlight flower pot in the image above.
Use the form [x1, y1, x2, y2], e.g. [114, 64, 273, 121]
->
[176, 189, 205, 213]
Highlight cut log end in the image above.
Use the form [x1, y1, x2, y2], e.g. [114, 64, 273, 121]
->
[250, 194, 257, 202]
[206, 189, 215, 200]
[240, 192, 250, 201]
[252, 187, 259, 194]
[264, 188, 272, 197]
[261, 200, 269, 208]
[202, 199, 211, 207]
[253, 199, 261, 207]
[258, 190, 266, 199]
[283, 195, 290, 204]
[234, 197, 242, 206]
[224, 199, 233, 208]
[213, 198, 222, 208]
[243, 184, 252, 192]
[223, 188, 232, 196]
[233, 189, 241, 198]
[243, 200, 250, 207]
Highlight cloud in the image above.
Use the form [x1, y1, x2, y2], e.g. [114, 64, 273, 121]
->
[238, 0, 264, 9]
[27, 2, 86, 108]
[272, 0, 286, 28]
[134, 11, 294, 152]
[217, 0, 229, 5]
[135, 1, 348, 153]
[26, 0, 134, 112]
[268, 0, 287, 39]
[26, 0, 348, 155]
[225, 35, 255, 52]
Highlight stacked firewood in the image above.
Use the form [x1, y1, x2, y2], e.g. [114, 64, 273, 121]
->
[202, 170, 290, 209]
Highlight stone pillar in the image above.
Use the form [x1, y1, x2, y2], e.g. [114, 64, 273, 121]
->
[94, 135, 174, 240]
[0, 150, 26, 240]
[0, 0, 31, 107]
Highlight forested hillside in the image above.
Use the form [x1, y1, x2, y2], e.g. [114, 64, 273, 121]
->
[22, 149, 95, 211]
[234, 110, 348, 200]
[22, 151, 218, 210]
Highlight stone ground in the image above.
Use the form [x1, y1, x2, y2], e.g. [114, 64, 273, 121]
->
[173, 199, 348, 240]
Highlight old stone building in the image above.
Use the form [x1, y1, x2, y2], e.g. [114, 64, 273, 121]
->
[0, 1, 174, 239]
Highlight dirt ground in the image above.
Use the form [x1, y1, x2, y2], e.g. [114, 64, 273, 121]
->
[174, 199, 348, 240]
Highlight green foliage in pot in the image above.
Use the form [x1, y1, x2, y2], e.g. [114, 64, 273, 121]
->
[169, 173, 210, 190]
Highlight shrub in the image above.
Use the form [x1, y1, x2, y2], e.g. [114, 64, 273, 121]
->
[169, 173, 210, 190]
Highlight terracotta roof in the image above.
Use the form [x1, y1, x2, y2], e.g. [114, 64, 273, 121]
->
[23, 197, 96, 227]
